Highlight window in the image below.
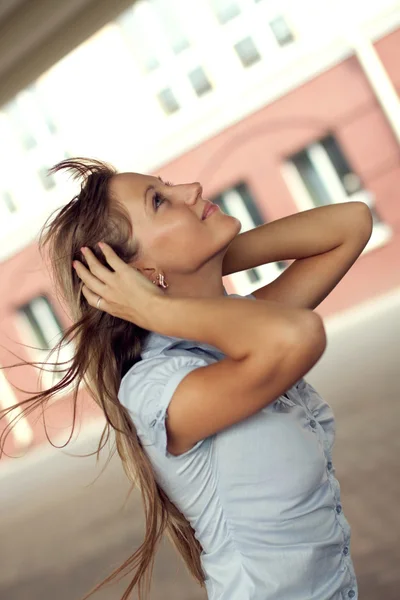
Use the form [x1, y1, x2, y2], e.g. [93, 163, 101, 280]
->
[213, 182, 286, 286]
[45, 115, 57, 135]
[5, 99, 38, 151]
[118, 0, 190, 73]
[320, 136, 362, 195]
[17, 296, 74, 391]
[234, 36, 262, 67]
[2, 191, 18, 214]
[157, 88, 180, 115]
[269, 15, 294, 47]
[38, 166, 56, 190]
[188, 67, 213, 97]
[283, 133, 392, 251]
[152, 0, 190, 54]
[288, 134, 366, 207]
[210, 0, 241, 24]
[117, 4, 160, 74]
[20, 130, 38, 151]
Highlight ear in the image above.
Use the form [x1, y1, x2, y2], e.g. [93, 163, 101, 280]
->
[134, 264, 157, 283]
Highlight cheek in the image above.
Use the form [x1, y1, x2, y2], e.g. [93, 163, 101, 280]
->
[160, 215, 204, 242]
[152, 218, 209, 260]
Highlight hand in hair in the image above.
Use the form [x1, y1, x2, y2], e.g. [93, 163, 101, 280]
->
[73, 242, 165, 329]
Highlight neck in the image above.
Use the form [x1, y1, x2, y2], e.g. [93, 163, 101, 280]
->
[163, 260, 226, 299]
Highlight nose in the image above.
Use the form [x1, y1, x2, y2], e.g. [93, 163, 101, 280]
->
[182, 181, 202, 205]
[192, 182, 202, 200]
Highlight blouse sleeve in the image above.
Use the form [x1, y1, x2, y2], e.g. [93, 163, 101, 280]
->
[119, 352, 211, 458]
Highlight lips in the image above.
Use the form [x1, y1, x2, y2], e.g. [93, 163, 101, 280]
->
[202, 202, 214, 220]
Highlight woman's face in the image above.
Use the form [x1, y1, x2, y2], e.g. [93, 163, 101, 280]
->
[109, 172, 241, 297]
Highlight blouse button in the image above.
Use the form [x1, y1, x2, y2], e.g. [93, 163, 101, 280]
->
[343, 546, 349, 556]
[327, 461, 333, 470]
[348, 590, 355, 598]
[309, 419, 317, 429]
[336, 504, 342, 514]
[150, 419, 157, 427]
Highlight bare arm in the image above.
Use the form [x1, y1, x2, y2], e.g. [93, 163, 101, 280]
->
[222, 201, 373, 309]
[149, 293, 315, 362]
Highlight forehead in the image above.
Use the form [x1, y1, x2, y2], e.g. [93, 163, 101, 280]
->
[109, 172, 158, 202]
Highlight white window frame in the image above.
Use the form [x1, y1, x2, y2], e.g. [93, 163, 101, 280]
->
[281, 138, 392, 254]
[15, 296, 76, 401]
[217, 185, 284, 293]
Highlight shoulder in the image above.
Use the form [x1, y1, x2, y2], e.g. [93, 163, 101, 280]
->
[118, 349, 214, 456]
[118, 349, 215, 457]
[119, 350, 212, 402]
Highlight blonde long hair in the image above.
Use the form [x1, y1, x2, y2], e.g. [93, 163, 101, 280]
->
[0, 158, 206, 600]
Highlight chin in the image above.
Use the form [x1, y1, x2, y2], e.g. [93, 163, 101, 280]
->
[230, 217, 242, 236]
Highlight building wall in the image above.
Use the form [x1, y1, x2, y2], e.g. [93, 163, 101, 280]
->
[0, 244, 103, 457]
[1, 28, 399, 458]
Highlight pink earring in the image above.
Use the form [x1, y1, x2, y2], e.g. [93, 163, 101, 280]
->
[152, 273, 168, 289]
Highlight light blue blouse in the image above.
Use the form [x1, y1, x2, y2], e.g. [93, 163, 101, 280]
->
[118, 290, 358, 600]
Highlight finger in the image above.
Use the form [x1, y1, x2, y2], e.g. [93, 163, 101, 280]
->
[81, 284, 106, 310]
[74, 260, 107, 298]
[82, 247, 114, 283]
[98, 242, 130, 273]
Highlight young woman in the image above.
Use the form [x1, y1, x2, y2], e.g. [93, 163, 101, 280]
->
[1, 158, 372, 600]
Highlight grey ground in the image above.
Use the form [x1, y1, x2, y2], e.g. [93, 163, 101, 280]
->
[0, 290, 399, 600]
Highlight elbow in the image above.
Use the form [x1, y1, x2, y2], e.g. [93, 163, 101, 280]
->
[348, 201, 374, 245]
[287, 310, 327, 363]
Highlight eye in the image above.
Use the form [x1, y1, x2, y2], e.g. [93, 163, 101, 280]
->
[153, 191, 166, 211]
